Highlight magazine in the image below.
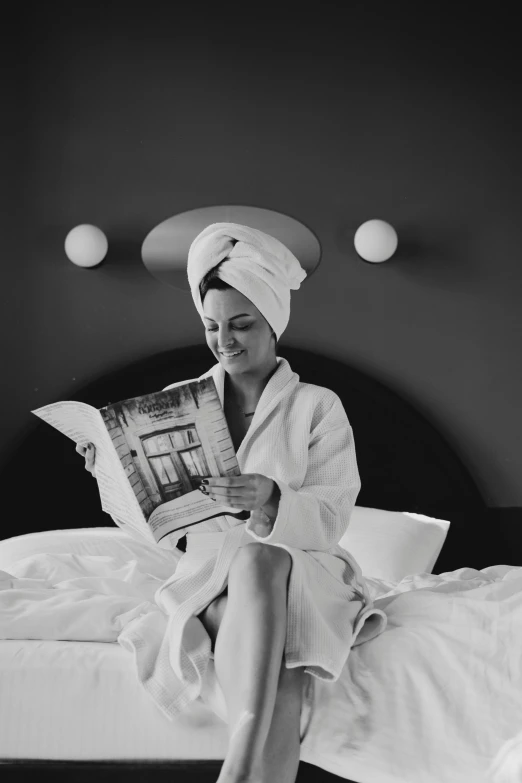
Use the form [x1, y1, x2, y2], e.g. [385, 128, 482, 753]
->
[31, 377, 248, 548]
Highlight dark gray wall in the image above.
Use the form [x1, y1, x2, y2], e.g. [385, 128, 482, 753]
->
[5, 4, 521, 506]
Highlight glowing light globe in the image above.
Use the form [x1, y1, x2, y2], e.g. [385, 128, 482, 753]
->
[65, 224, 108, 267]
[354, 219, 398, 263]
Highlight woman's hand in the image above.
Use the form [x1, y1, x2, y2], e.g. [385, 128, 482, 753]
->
[199, 474, 277, 513]
[76, 442, 96, 477]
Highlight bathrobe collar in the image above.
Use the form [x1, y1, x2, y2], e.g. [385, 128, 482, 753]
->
[200, 356, 300, 463]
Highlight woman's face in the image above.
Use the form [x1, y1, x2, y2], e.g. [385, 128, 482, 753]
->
[202, 287, 276, 376]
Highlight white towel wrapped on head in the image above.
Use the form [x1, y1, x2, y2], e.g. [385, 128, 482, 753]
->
[187, 222, 307, 340]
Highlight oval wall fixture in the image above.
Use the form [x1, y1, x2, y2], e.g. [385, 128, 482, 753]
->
[141, 205, 321, 291]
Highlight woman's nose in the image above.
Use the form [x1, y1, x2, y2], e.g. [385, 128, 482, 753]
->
[216, 329, 234, 344]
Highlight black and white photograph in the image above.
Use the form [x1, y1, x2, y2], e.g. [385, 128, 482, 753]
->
[1, 2, 521, 782]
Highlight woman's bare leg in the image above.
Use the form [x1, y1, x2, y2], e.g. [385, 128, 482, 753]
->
[260, 662, 305, 783]
[214, 543, 292, 783]
[198, 575, 305, 783]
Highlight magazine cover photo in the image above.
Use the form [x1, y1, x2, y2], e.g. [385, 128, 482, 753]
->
[99, 377, 245, 542]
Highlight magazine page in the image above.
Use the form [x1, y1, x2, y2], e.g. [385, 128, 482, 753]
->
[99, 377, 247, 547]
[31, 401, 152, 543]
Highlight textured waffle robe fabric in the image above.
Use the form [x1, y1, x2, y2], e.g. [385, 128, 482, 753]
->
[116, 356, 387, 721]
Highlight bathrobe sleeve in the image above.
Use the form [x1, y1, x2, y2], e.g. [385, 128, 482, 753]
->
[245, 392, 361, 551]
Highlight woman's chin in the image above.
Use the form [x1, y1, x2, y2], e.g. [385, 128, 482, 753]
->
[218, 351, 247, 365]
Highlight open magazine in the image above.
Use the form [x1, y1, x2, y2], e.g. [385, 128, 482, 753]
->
[31, 377, 248, 549]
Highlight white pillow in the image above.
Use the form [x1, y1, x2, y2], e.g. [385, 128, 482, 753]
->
[339, 506, 450, 582]
[0, 527, 180, 579]
[0, 508, 450, 586]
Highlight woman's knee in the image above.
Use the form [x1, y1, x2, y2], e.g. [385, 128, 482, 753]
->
[229, 542, 292, 585]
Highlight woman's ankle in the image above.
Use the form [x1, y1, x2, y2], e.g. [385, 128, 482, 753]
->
[217, 755, 264, 783]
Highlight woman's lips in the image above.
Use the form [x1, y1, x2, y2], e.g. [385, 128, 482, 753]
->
[220, 351, 244, 360]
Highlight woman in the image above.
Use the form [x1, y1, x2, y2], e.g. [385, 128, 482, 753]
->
[77, 223, 387, 783]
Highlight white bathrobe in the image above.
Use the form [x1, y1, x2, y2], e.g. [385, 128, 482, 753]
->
[117, 356, 387, 723]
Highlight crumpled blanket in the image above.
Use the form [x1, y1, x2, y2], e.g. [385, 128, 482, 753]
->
[1, 553, 521, 783]
[0, 553, 163, 641]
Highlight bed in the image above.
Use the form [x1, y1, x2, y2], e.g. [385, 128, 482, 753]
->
[0, 344, 520, 783]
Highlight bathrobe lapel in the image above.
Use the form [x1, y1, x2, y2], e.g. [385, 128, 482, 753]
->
[200, 357, 300, 467]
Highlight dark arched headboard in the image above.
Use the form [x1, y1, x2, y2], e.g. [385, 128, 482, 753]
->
[2, 345, 489, 572]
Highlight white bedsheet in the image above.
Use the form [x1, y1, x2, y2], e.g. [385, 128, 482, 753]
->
[301, 565, 522, 783]
[0, 552, 520, 782]
[0, 639, 229, 760]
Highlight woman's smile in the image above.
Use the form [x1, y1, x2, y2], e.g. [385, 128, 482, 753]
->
[220, 350, 245, 360]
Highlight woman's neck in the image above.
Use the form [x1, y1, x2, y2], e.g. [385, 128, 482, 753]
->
[226, 358, 278, 410]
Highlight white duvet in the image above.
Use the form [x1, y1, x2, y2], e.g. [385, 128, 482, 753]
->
[0, 552, 520, 783]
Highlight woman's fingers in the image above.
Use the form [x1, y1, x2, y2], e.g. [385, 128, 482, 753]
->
[203, 488, 247, 506]
[86, 444, 95, 467]
[85, 444, 96, 474]
[77, 442, 96, 475]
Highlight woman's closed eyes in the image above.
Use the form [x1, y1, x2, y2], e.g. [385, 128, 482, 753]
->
[206, 325, 251, 332]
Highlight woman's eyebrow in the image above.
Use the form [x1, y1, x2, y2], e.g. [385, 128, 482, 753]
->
[203, 314, 253, 322]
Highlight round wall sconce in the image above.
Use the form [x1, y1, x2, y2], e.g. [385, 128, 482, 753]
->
[354, 219, 398, 263]
[65, 224, 108, 268]
[141, 205, 321, 291]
